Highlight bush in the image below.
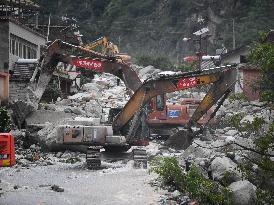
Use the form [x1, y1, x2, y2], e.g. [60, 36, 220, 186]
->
[249, 34, 274, 102]
[228, 113, 274, 203]
[150, 156, 233, 205]
[228, 93, 248, 102]
[0, 107, 11, 132]
[136, 54, 174, 71]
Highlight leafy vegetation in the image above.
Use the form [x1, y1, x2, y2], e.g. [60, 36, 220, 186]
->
[150, 156, 233, 205]
[135, 54, 174, 70]
[34, 0, 274, 61]
[227, 113, 274, 203]
[0, 107, 11, 132]
[228, 93, 248, 103]
[249, 33, 274, 102]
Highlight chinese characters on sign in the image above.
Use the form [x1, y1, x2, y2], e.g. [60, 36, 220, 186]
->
[72, 58, 103, 72]
[177, 77, 197, 89]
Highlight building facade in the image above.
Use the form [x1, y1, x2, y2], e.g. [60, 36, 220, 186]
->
[0, 17, 46, 73]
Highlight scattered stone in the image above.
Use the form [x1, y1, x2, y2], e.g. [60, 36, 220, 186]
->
[224, 130, 238, 136]
[209, 156, 241, 183]
[13, 185, 21, 189]
[171, 190, 181, 199]
[51, 185, 64, 192]
[229, 180, 256, 205]
[39, 184, 51, 188]
[64, 108, 72, 113]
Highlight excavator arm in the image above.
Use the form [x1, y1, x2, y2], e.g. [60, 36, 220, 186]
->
[11, 39, 141, 127]
[31, 39, 141, 100]
[83, 36, 120, 56]
[112, 65, 237, 134]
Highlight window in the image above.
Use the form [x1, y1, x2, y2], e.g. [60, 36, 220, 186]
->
[19, 43, 22, 58]
[156, 95, 165, 111]
[10, 34, 38, 59]
[11, 39, 15, 55]
[23, 45, 27, 58]
[27, 46, 31, 59]
[15, 41, 19, 56]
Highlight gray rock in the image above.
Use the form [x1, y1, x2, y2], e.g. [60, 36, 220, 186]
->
[225, 130, 238, 136]
[250, 101, 266, 107]
[64, 108, 72, 113]
[70, 107, 82, 115]
[209, 156, 241, 182]
[229, 180, 256, 205]
[171, 190, 181, 199]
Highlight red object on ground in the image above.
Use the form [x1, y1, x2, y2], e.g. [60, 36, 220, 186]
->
[0, 133, 15, 167]
[71, 58, 103, 72]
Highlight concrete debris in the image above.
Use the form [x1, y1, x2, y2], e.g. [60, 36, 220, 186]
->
[4, 63, 273, 204]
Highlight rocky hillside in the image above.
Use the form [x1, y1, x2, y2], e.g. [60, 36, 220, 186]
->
[36, 0, 274, 61]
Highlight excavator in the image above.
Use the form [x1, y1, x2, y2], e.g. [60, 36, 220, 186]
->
[10, 39, 237, 168]
[82, 36, 215, 138]
[83, 36, 131, 62]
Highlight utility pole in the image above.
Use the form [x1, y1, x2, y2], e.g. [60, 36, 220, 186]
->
[232, 18, 236, 50]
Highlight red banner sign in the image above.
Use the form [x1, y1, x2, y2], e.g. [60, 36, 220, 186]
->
[177, 77, 197, 89]
[72, 58, 103, 72]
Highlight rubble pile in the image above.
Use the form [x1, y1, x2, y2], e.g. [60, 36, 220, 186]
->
[173, 99, 274, 205]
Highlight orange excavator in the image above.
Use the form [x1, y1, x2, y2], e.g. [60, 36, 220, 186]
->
[83, 36, 131, 63]
[10, 39, 237, 168]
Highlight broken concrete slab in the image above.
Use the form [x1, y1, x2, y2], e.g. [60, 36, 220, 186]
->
[26, 110, 74, 126]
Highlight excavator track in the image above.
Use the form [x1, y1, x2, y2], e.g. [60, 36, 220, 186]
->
[86, 146, 102, 169]
[132, 149, 148, 169]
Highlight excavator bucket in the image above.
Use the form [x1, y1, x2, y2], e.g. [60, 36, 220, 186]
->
[164, 68, 236, 149]
[164, 129, 195, 149]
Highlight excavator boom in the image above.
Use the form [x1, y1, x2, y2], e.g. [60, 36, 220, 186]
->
[112, 65, 237, 133]
[11, 39, 141, 127]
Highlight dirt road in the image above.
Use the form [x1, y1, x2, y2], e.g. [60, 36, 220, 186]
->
[0, 158, 162, 205]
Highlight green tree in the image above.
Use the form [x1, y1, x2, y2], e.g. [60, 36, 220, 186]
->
[249, 32, 274, 102]
[0, 107, 11, 132]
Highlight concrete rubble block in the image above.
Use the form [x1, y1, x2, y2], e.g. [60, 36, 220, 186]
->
[179, 142, 215, 165]
[70, 107, 83, 115]
[84, 100, 102, 117]
[209, 156, 242, 182]
[228, 180, 257, 205]
[26, 110, 73, 126]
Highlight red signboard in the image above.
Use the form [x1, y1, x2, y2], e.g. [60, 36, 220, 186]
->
[72, 58, 103, 72]
[177, 77, 197, 89]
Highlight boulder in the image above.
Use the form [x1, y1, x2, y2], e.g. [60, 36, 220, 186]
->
[209, 156, 241, 182]
[228, 180, 256, 205]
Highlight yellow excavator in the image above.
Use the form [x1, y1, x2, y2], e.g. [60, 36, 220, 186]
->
[83, 36, 131, 62]
[10, 39, 237, 168]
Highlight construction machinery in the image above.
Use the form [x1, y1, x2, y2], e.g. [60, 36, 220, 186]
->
[83, 36, 131, 62]
[147, 96, 215, 137]
[10, 39, 237, 168]
[10, 39, 141, 128]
